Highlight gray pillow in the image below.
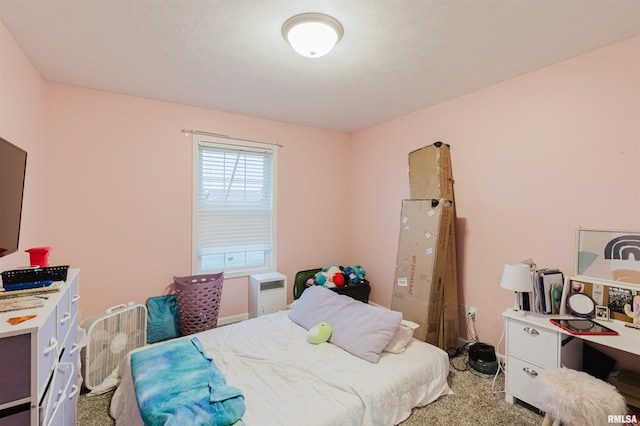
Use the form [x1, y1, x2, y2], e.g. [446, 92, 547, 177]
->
[288, 286, 402, 363]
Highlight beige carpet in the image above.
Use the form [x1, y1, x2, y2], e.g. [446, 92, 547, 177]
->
[398, 363, 543, 425]
[77, 358, 543, 426]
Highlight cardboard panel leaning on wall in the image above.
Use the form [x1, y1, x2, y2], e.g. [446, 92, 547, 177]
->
[404, 141, 459, 349]
[442, 216, 459, 350]
[391, 199, 453, 344]
[408, 141, 453, 201]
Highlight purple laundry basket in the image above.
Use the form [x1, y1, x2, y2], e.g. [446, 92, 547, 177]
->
[173, 272, 224, 335]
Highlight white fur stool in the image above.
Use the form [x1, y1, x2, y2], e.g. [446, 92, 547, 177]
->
[537, 368, 627, 426]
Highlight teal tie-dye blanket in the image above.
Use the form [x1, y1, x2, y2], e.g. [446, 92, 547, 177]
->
[131, 336, 246, 426]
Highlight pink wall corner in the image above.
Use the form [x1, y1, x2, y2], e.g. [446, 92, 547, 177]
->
[349, 36, 640, 356]
[42, 83, 351, 320]
[0, 20, 49, 272]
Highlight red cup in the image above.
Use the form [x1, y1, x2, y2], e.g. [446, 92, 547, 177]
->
[25, 247, 51, 267]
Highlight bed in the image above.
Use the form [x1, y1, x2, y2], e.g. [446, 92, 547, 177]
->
[110, 286, 452, 426]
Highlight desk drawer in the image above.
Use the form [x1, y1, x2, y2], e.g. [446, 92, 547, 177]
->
[507, 319, 558, 367]
[506, 356, 544, 408]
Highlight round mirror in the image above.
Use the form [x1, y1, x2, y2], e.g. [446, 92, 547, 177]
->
[566, 293, 596, 318]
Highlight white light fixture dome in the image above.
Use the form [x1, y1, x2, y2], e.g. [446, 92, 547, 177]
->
[282, 13, 343, 58]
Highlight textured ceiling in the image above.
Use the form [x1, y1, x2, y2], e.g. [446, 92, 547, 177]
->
[1, 0, 639, 132]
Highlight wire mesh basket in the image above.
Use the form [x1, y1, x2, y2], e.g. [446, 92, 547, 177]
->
[173, 272, 224, 335]
[1, 265, 69, 285]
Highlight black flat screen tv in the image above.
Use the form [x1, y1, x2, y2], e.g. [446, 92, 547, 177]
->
[0, 136, 27, 258]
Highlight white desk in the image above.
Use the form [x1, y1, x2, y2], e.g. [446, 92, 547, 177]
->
[503, 310, 640, 409]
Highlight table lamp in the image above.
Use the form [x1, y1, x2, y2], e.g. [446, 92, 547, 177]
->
[501, 262, 533, 316]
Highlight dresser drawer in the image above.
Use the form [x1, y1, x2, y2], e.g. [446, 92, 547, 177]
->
[37, 309, 58, 398]
[57, 285, 72, 350]
[0, 333, 30, 405]
[63, 379, 80, 426]
[39, 361, 75, 426]
[69, 277, 80, 319]
[62, 323, 80, 365]
[0, 407, 30, 426]
[507, 319, 558, 367]
[506, 356, 544, 407]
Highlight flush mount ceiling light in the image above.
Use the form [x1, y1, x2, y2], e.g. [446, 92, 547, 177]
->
[282, 13, 343, 58]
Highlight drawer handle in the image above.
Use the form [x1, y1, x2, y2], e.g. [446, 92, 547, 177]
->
[68, 385, 79, 399]
[44, 336, 58, 354]
[60, 312, 72, 324]
[53, 390, 66, 412]
[523, 327, 540, 336]
[69, 343, 80, 354]
[523, 367, 539, 377]
[72, 295, 80, 303]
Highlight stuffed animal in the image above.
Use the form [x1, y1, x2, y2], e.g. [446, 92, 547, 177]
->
[343, 266, 359, 284]
[353, 264, 366, 280]
[314, 265, 342, 287]
[307, 322, 332, 344]
[344, 265, 366, 284]
[313, 271, 328, 286]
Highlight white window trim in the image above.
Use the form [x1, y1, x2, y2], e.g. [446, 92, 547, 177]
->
[191, 134, 277, 279]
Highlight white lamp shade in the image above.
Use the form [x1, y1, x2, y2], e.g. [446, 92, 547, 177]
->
[500, 262, 533, 292]
[282, 13, 343, 58]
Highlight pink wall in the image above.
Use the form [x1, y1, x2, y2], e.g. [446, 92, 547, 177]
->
[348, 36, 640, 365]
[42, 85, 351, 319]
[0, 22, 48, 272]
[1, 18, 639, 365]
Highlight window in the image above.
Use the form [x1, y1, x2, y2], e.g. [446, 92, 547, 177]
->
[192, 135, 277, 278]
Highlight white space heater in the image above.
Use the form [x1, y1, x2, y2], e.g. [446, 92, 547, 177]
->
[80, 302, 147, 391]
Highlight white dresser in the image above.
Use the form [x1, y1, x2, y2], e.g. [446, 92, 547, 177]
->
[0, 269, 80, 426]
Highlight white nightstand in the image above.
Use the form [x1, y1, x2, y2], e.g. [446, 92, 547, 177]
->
[249, 272, 287, 318]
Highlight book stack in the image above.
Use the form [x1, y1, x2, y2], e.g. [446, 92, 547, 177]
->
[532, 269, 565, 314]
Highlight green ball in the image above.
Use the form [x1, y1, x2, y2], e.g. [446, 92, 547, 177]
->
[307, 322, 332, 344]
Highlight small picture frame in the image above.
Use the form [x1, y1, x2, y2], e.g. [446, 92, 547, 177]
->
[595, 305, 610, 321]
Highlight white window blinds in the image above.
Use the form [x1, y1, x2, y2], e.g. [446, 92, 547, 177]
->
[193, 136, 276, 277]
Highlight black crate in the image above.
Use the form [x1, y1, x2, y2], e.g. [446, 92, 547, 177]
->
[322, 280, 370, 303]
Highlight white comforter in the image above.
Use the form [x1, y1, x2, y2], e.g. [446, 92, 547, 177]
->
[110, 310, 451, 426]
